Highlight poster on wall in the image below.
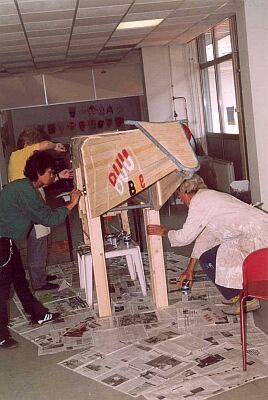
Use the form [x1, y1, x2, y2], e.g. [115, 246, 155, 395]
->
[27, 96, 142, 140]
[0, 110, 14, 187]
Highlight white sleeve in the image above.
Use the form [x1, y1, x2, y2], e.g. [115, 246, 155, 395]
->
[167, 196, 209, 247]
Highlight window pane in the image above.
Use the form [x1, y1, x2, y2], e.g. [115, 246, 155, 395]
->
[198, 30, 214, 63]
[215, 19, 232, 57]
[217, 60, 238, 134]
[201, 66, 220, 133]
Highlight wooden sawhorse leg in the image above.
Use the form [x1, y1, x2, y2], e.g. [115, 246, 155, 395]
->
[143, 209, 168, 308]
[88, 216, 111, 317]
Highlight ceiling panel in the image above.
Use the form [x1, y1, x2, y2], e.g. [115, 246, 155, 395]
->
[124, 11, 171, 21]
[35, 55, 66, 62]
[172, 6, 220, 16]
[31, 46, 68, 55]
[75, 15, 122, 26]
[0, 14, 20, 25]
[24, 20, 73, 31]
[73, 23, 117, 34]
[70, 38, 108, 47]
[67, 54, 96, 61]
[28, 35, 70, 45]
[182, 0, 226, 5]
[67, 47, 101, 55]
[0, 44, 29, 53]
[76, 5, 130, 18]
[72, 31, 111, 40]
[0, 2, 17, 14]
[0, 0, 236, 74]
[129, 1, 183, 13]
[21, 10, 75, 22]
[27, 28, 71, 37]
[17, 0, 77, 13]
[79, 0, 132, 7]
[135, 0, 183, 4]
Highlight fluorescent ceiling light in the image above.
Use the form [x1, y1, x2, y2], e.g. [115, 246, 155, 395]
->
[116, 19, 163, 30]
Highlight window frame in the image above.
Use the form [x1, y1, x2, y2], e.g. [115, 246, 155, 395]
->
[197, 18, 238, 135]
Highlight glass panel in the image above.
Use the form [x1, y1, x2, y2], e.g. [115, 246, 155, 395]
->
[198, 30, 213, 63]
[201, 66, 220, 132]
[215, 19, 232, 57]
[217, 60, 238, 134]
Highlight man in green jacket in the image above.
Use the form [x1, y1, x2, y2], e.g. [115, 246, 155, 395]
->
[0, 151, 81, 349]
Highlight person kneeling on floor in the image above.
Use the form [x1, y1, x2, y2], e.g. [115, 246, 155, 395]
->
[0, 151, 81, 349]
[147, 174, 268, 315]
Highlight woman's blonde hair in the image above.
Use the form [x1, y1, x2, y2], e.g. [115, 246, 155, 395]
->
[178, 173, 207, 194]
[17, 128, 50, 149]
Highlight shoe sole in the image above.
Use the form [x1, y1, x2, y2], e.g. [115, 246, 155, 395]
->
[221, 296, 240, 305]
[0, 342, 18, 349]
[222, 305, 261, 316]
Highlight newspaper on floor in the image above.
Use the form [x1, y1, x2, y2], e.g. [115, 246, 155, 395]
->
[9, 253, 268, 400]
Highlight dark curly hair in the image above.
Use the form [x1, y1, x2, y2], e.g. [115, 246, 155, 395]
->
[24, 151, 55, 182]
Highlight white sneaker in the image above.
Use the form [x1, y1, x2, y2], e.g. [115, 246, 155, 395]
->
[221, 295, 240, 305]
[31, 312, 60, 325]
[222, 298, 260, 315]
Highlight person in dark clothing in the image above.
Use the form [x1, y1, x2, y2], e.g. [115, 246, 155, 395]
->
[0, 151, 81, 349]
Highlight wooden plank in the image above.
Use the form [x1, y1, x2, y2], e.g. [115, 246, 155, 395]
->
[88, 216, 111, 317]
[75, 167, 90, 244]
[121, 210, 131, 234]
[72, 121, 198, 218]
[150, 171, 184, 210]
[135, 121, 199, 169]
[143, 209, 168, 308]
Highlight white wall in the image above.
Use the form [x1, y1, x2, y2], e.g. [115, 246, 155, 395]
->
[0, 52, 144, 110]
[11, 96, 142, 142]
[142, 46, 173, 122]
[141, 45, 192, 125]
[236, 0, 268, 209]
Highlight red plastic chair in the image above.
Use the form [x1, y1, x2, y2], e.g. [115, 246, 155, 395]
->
[240, 248, 268, 370]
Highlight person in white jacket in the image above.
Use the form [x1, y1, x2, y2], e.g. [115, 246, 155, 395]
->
[147, 174, 268, 315]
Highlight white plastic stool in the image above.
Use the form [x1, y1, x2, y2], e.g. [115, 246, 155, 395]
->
[77, 243, 147, 307]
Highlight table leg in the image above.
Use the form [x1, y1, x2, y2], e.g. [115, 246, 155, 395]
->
[65, 214, 73, 261]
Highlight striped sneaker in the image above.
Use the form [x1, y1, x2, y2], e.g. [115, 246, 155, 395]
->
[221, 295, 240, 305]
[32, 312, 61, 325]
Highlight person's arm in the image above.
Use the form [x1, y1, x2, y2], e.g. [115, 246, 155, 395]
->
[147, 212, 206, 248]
[53, 169, 73, 182]
[65, 189, 81, 211]
[38, 141, 66, 152]
[58, 169, 73, 179]
[18, 184, 81, 227]
[147, 196, 210, 247]
[147, 224, 168, 236]
[177, 257, 198, 288]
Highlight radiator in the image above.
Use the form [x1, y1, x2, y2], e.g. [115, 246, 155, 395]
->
[198, 156, 235, 193]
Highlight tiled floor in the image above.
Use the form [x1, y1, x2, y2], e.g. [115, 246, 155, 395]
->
[1, 195, 268, 400]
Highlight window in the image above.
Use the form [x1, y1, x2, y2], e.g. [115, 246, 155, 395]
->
[198, 18, 239, 134]
[217, 60, 238, 133]
[201, 66, 220, 132]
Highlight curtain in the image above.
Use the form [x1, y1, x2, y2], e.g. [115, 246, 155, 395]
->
[185, 40, 207, 154]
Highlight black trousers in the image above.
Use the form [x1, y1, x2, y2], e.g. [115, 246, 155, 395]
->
[199, 245, 241, 300]
[0, 238, 48, 340]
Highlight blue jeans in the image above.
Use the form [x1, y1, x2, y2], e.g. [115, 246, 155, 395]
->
[199, 245, 241, 300]
[27, 228, 48, 289]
